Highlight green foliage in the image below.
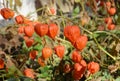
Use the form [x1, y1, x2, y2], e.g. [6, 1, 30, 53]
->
[6, 77, 33, 81]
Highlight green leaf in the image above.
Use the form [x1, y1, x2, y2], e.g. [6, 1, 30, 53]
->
[42, 72, 49, 77]
[114, 15, 118, 20]
[19, 76, 33, 81]
[33, 43, 43, 50]
[73, 6, 80, 14]
[34, 35, 42, 43]
[93, 33, 100, 38]
[40, 66, 50, 73]
[44, 66, 50, 71]
[116, 14, 120, 24]
[6, 65, 23, 77]
[6, 77, 20, 81]
[116, 77, 120, 81]
[39, 72, 49, 78]
[6, 76, 33, 81]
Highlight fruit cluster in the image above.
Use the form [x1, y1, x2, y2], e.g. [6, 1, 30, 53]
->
[0, 0, 119, 80]
[0, 6, 101, 80]
[71, 50, 99, 80]
[105, 1, 116, 30]
[86, 0, 116, 31]
[64, 25, 88, 50]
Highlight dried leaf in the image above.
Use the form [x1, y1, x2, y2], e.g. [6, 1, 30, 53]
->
[108, 62, 119, 73]
[0, 27, 23, 55]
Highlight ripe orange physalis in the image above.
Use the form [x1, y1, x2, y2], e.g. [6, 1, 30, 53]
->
[108, 7, 116, 15]
[0, 58, 4, 69]
[34, 23, 48, 37]
[71, 50, 82, 63]
[54, 45, 65, 59]
[23, 36, 29, 41]
[50, 7, 56, 15]
[80, 60, 87, 68]
[23, 68, 35, 79]
[47, 23, 59, 39]
[24, 25, 34, 37]
[38, 57, 45, 67]
[107, 24, 115, 30]
[0, 8, 14, 19]
[74, 35, 88, 50]
[64, 26, 71, 39]
[18, 26, 25, 34]
[79, 60, 87, 73]
[87, 61, 100, 74]
[72, 63, 84, 80]
[15, 15, 24, 24]
[72, 60, 87, 80]
[106, 1, 111, 8]
[72, 70, 84, 80]
[29, 50, 38, 60]
[64, 25, 81, 44]
[25, 38, 34, 48]
[104, 17, 112, 24]
[74, 63, 82, 71]
[42, 47, 53, 60]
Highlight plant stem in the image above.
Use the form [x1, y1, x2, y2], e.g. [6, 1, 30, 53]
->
[93, 35, 116, 61]
[27, 7, 46, 18]
[78, 25, 116, 60]
[59, 10, 66, 40]
[94, 31, 120, 41]
[80, 0, 85, 12]
[55, 37, 73, 47]
[79, 25, 93, 35]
